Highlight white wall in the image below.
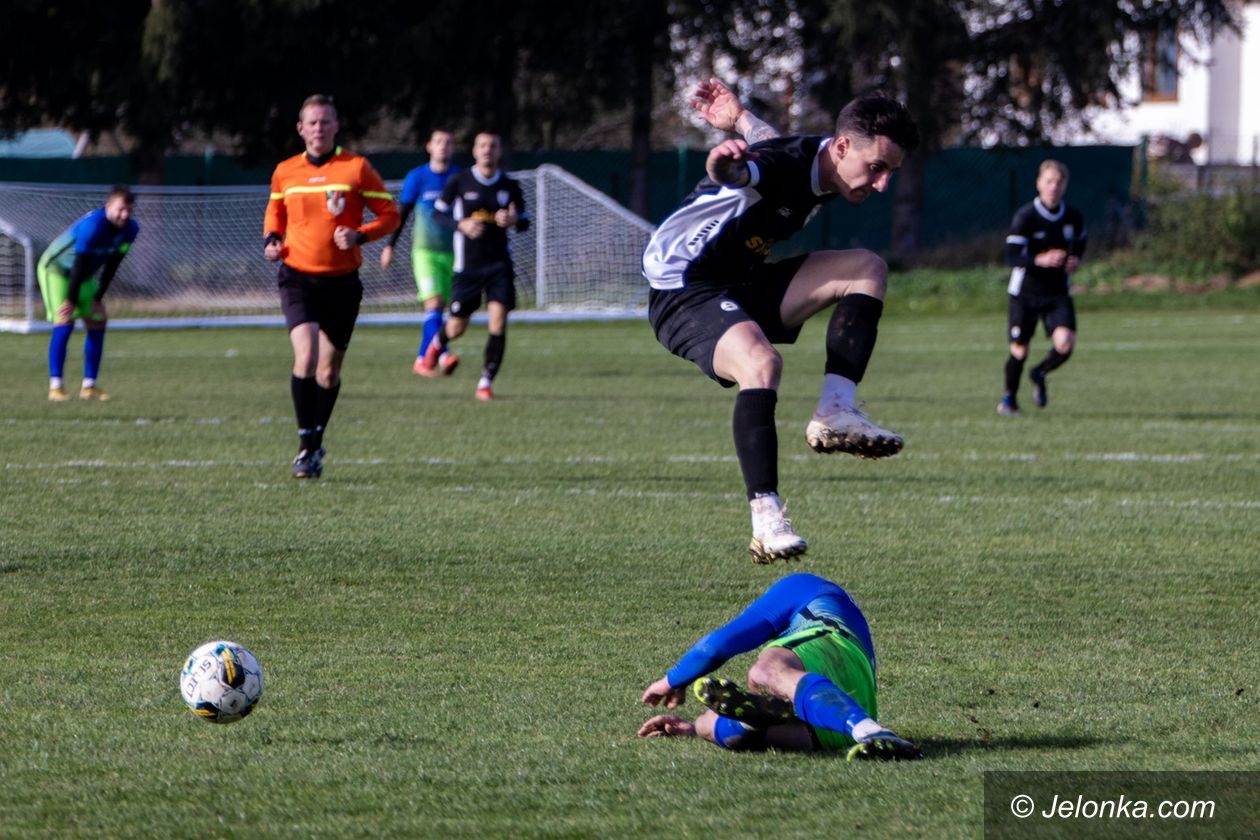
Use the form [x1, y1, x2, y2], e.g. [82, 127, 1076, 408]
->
[1069, 4, 1259, 164]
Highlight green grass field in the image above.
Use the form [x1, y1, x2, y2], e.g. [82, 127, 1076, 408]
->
[2, 305, 1258, 838]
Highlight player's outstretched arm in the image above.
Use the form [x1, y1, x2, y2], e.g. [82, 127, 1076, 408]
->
[690, 78, 781, 144]
[641, 676, 687, 709]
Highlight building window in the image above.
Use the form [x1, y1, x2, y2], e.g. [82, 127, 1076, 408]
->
[1142, 27, 1179, 102]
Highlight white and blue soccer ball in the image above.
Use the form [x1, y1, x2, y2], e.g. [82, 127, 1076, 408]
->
[179, 640, 264, 724]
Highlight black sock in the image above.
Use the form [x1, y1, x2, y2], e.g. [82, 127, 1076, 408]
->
[311, 381, 341, 450]
[1034, 348, 1072, 375]
[1005, 354, 1025, 395]
[483, 332, 506, 382]
[824, 293, 883, 382]
[733, 388, 778, 500]
[291, 375, 318, 452]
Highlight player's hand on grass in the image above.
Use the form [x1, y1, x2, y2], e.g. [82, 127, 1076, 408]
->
[333, 225, 359, 251]
[641, 676, 686, 709]
[707, 139, 758, 187]
[495, 202, 517, 228]
[690, 78, 744, 133]
[637, 714, 697, 739]
[380, 244, 394, 269]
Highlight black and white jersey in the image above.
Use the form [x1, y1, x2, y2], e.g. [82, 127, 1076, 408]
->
[434, 169, 529, 273]
[1006, 197, 1087, 297]
[643, 136, 837, 290]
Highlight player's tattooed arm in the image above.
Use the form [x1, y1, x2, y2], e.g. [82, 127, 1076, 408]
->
[690, 78, 782, 143]
[734, 110, 781, 144]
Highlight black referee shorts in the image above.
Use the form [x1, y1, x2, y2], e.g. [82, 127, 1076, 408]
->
[277, 264, 363, 350]
[649, 255, 809, 387]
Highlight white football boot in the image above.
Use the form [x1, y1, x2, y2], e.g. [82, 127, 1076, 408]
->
[748, 493, 807, 564]
[805, 402, 904, 459]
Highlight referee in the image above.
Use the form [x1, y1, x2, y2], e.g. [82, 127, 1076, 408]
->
[264, 94, 400, 478]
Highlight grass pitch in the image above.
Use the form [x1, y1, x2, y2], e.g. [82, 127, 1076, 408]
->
[1, 306, 1258, 838]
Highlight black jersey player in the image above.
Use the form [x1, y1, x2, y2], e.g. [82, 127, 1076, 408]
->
[644, 79, 919, 563]
[428, 132, 529, 401]
[998, 160, 1087, 416]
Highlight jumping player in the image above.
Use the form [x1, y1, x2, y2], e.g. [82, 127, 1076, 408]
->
[426, 132, 529, 401]
[639, 572, 921, 760]
[644, 78, 919, 562]
[381, 129, 462, 377]
[264, 94, 400, 478]
[38, 185, 138, 401]
[998, 160, 1087, 416]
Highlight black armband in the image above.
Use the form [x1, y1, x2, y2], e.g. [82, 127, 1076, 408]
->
[264, 232, 282, 247]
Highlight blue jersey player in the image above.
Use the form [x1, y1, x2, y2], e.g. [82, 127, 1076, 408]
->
[381, 130, 462, 376]
[38, 186, 139, 401]
[645, 79, 919, 562]
[639, 573, 921, 761]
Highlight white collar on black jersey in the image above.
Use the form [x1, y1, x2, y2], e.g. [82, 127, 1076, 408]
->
[811, 137, 832, 196]
[472, 168, 502, 187]
[1034, 197, 1065, 221]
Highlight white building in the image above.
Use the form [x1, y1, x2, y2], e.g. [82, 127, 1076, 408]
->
[1079, 1, 1260, 164]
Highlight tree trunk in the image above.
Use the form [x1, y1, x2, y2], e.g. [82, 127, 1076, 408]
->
[629, 0, 666, 220]
[889, 152, 924, 265]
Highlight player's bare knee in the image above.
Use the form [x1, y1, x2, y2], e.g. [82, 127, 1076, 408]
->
[856, 250, 889, 298]
[1009, 343, 1028, 360]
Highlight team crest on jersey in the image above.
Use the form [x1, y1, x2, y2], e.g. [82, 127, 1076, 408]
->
[1064, 224, 1075, 240]
[720, 300, 740, 312]
[496, 190, 510, 207]
[326, 190, 346, 216]
[777, 206, 792, 217]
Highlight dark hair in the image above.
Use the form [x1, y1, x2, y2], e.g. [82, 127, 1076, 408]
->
[834, 94, 920, 153]
[299, 94, 337, 119]
[107, 185, 136, 205]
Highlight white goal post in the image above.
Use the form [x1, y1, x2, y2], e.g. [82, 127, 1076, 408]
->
[0, 164, 654, 333]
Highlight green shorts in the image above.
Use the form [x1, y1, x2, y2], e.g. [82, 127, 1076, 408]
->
[37, 261, 97, 323]
[412, 248, 454, 303]
[767, 627, 878, 752]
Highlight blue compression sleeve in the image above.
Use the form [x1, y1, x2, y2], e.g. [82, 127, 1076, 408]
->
[793, 672, 872, 737]
[84, 328, 105, 380]
[49, 324, 74, 378]
[666, 574, 843, 687]
[713, 715, 763, 750]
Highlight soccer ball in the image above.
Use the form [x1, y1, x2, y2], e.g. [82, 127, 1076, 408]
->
[179, 640, 264, 724]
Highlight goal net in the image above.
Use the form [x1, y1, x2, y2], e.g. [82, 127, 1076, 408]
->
[0, 164, 653, 332]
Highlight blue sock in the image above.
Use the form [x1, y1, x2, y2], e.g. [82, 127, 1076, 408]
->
[712, 715, 764, 750]
[49, 324, 74, 379]
[792, 673, 872, 737]
[419, 309, 443, 357]
[84, 327, 106, 381]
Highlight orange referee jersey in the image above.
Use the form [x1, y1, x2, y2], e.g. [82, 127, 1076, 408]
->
[264, 147, 400, 276]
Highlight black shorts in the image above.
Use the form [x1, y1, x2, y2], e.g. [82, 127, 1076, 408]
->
[277, 264, 363, 350]
[1007, 292, 1076, 345]
[450, 261, 516, 317]
[648, 255, 809, 387]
